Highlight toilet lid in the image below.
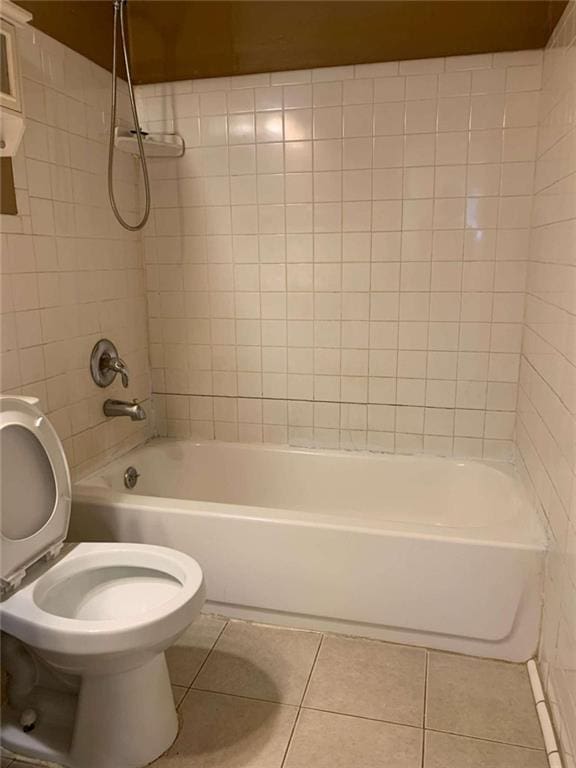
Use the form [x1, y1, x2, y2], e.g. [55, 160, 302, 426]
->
[0, 396, 71, 591]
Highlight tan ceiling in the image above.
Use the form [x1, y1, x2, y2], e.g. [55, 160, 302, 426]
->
[18, 1, 568, 84]
[18, 1, 116, 73]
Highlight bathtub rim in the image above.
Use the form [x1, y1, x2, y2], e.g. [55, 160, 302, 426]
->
[73, 438, 547, 550]
[78, 435, 536, 483]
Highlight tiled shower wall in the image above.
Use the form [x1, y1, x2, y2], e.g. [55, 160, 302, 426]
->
[0, 26, 152, 477]
[516, 2, 576, 765]
[137, 51, 541, 458]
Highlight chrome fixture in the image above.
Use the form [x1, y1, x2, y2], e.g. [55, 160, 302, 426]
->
[124, 466, 140, 489]
[103, 399, 146, 421]
[90, 339, 129, 388]
[108, 0, 151, 231]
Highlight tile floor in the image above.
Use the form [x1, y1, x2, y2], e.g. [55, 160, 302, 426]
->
[162, 614, 547, 768]
[1, 614, 549, 768]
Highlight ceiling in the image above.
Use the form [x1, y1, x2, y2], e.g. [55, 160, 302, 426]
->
[17, 1, 568, 85]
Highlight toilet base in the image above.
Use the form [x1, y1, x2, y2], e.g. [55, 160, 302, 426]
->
[1, 652, 178, 768]
[70, 652, 178, 768]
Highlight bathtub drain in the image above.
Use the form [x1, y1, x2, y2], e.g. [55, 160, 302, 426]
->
[124, 466, 140, 489]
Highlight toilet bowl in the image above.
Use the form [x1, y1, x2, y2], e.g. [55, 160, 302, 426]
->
[0, 396, 205, 768]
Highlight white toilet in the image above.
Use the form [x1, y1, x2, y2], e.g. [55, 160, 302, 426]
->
[0, 396, 205, 768]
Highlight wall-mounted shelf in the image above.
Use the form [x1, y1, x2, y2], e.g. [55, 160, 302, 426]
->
[114, 127, 184, 158]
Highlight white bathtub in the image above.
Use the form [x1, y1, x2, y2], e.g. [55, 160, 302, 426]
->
[72, 439, 547, 661]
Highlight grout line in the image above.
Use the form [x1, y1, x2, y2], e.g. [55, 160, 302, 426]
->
[520, 352, 574, 433]
[300, 703, 426, 732]
[185, 685, 299, 710]
[299, 632, 324, 705]
[421, 730, 427, 768]
[180, 617, 229, 702]
[423, 726, 548, 752]
[280, 707, 303, 768]
[423, 648, 429, 727]
[515, 368, 572, 517]
[158, 391, 522, 409]
[173, 684, 188, 709]
[248, 630, 319, 767]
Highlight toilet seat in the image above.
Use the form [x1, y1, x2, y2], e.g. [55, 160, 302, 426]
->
[0, 542, 205, 657]
[0, 396, 71, 592]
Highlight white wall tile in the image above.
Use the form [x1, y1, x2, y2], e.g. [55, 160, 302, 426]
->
[1, 27, 151, 477]
[515, 4, 576, 765]
[133, 48, 543, 465]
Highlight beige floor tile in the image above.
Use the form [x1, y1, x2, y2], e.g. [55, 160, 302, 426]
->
[423, 731, 548, 767]
[154, 689, 298, 768]
[166, 614, 227, 686]
[192, 621, 321, 705]
[283, 708, 422, 768]
[172, 684, 188, 707]
[303, 635, 426, 726]
[426, 652, 544, 749]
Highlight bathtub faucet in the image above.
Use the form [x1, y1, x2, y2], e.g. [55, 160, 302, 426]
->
[103, 399, 146, 421]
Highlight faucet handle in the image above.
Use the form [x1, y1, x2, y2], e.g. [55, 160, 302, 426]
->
[90, 339, 130, 388]
[106, 356, 129, 388]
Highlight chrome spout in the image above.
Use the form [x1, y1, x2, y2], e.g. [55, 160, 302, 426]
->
[103, 399, 146, 421]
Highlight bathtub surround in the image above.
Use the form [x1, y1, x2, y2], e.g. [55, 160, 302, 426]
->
[0, 25, 152, 476]
[516, 2, 576, 766]
[137, 51, 542, 459]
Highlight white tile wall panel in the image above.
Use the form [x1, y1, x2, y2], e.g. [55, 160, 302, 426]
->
[137, 50, 543, 459]
[516, 3, 576, 766]
[0, 26, 152, 476]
